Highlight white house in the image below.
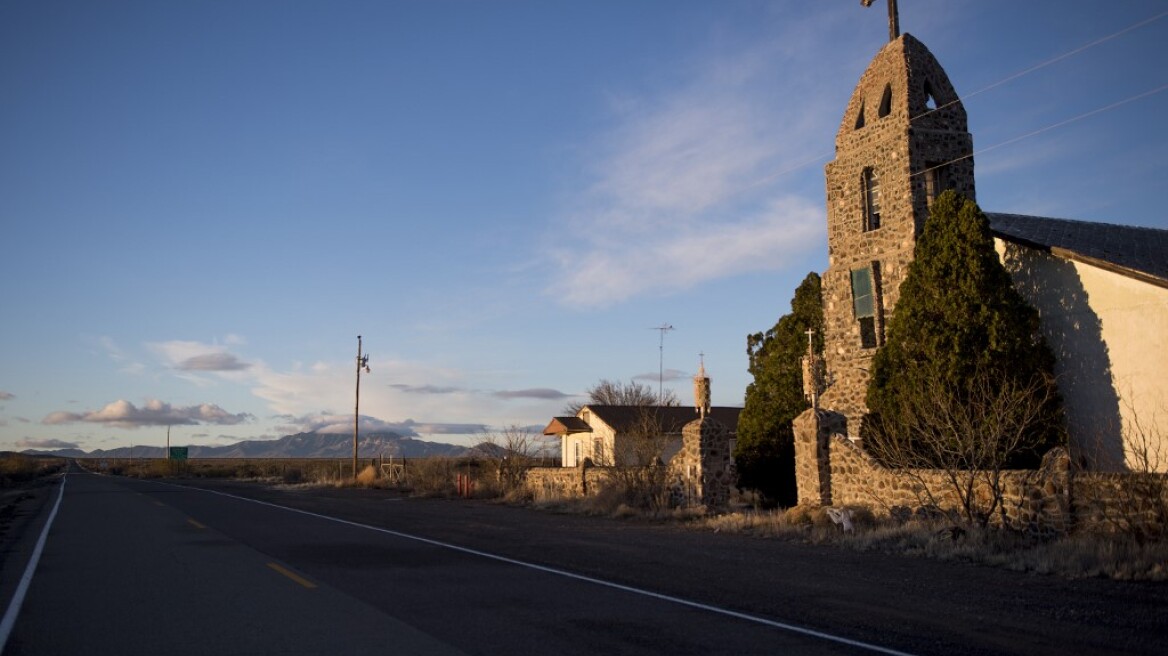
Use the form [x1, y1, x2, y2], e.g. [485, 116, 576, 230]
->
[543, 405, 741, 468]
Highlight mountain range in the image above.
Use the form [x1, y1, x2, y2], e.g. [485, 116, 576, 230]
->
[21, 431, 469, 459]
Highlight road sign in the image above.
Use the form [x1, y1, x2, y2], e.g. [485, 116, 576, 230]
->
[168, 447, 188, 461]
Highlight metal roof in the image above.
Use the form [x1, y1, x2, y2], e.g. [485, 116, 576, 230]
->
[987, 212, 1168, 288]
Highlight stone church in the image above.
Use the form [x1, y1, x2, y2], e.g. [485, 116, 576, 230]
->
[807, 26, 1168, 476]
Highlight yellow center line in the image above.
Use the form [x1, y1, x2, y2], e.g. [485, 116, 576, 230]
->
[187, 518, 206, 529]
[267, 562, 317, 589]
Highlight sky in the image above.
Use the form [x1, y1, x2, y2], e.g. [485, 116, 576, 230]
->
[2, 1, 1166, 453]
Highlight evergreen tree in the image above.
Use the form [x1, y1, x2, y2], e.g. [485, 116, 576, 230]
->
[865, 190, 1064, 468]
[735, 272, 823, 506]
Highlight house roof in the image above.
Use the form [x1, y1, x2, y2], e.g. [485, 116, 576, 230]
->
[582, 405, 741, 435]
[987, 212, 1168, 289]
[542, 416, 591, 435]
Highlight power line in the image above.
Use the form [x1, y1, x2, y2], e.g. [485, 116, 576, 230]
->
[912, 10, 1168, 123]
[745, 9, 1168, 191]
[912, 82, 1168, 181]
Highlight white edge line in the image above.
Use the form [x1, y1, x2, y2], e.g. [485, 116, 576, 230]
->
[0, 475, 67, 651]
[154, 480, 917, 656]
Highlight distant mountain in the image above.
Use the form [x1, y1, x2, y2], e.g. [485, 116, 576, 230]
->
[21, 431, 468, 459]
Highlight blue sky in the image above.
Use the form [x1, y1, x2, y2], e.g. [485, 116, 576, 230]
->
[3, 1, 1166, 452]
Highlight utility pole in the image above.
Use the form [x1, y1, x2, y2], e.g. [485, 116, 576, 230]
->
[652, 324, 674, 405]
[354, 335, 370, 480]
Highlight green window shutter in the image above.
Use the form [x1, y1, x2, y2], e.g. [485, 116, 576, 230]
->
[851, 267, 874, 318]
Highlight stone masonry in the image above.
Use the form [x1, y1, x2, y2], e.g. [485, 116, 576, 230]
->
[671, 416, 734, 509]
[819, 34, 976, 432]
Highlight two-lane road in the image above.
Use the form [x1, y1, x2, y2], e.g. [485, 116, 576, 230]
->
[4, 472, 465, 655]
[4, 473, 893, 655]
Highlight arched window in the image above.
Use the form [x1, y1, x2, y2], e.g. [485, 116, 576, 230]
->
[923, 80, 938, 111]
[862, 167, 881, 231]
[878, 83, 892, 118]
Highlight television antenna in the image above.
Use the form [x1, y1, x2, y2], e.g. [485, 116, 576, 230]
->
[651, 324, 674, 405]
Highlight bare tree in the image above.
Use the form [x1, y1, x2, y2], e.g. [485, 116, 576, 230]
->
[475, 424, 538, 494]
[602, 407, 675, 511]
[1088, 403, 1168, 542]
[564, 379, 679, 414]
[864, 369, 1058, 528]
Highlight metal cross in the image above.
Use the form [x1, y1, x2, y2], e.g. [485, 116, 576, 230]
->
[861, 0, 901, 43]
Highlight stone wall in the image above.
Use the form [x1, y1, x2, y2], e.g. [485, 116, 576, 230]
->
[793, 407, 1168, 535]
[525, 417, 735, 509]
[526, 464, 610, 501]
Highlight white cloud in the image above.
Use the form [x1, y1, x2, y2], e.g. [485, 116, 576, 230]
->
[151, 339, 251, 373]
[278, 413, 488, 438]
[549, 197, 822, 306]
[42, 399, 252, 429]
[177, 352, 252, 372]
[17, 438, 80, 449]
[543, 25, 842, 308]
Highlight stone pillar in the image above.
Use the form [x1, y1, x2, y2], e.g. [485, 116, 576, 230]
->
[676, 416, 733, 509]
[793, 408, 847, 506]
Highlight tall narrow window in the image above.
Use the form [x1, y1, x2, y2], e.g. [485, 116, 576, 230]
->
[851, 266, 879, 349]
[878, 83, 892, 118]
[862, 168, 880, 231]
[924, 162, 950, 206]
[854, 100, 866, 129]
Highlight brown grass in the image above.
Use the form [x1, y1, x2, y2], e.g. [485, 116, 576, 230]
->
[692, 506, 1168, 581]
[1, 454, 65, 487]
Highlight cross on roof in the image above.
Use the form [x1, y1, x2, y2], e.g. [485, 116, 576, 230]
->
[861, 0, 901, 43]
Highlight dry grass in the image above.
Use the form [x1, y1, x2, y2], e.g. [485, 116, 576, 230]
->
[1, 454, 65, 487]
[692, 506, 1168, 581]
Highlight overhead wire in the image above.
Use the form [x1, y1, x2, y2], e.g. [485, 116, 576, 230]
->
[912, 83, 1168, 180]
[745, 9, 1168, 190]
[911, 9, 1168, 123]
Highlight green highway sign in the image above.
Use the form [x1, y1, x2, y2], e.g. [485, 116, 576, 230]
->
[168, 446, 188, 461]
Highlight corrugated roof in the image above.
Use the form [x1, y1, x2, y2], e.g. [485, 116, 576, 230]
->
[987, 212, 1168, 288]
[583, 405, 741, 435]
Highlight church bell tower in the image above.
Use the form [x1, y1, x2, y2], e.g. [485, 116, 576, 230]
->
[818, 33, 976, 432]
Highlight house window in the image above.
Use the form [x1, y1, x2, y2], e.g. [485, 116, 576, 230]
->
[851, 266, 879, 349]
[862, 168, 880, 231]
[593, 436, 604, 465]
[924, 162, 950, 206]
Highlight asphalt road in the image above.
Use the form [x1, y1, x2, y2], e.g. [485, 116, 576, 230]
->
[4, 470, 1166, 655]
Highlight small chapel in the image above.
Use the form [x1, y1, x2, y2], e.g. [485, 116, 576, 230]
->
[804, 6, 1168, 480]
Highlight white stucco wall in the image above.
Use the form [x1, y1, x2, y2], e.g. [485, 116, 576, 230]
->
[997, 239, 1168, 471]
